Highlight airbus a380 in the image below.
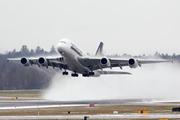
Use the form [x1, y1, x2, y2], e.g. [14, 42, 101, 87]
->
[7, 38, 172, 77]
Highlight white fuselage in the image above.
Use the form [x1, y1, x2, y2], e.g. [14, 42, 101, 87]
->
[57, 38, 90, 74]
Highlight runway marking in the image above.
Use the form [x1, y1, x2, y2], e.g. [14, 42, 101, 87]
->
[0, 104, 88, 109]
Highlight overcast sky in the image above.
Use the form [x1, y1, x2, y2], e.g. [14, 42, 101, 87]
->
[0, 0, 180, 55]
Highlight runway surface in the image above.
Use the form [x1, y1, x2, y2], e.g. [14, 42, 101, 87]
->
[1, 99, 180, 109]
[1, 99, 180, 119]
[1, 114, 180, 119]
[0, 99, 161, 109]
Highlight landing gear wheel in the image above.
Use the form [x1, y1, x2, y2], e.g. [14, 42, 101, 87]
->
[82, 74, 89, 77]
[63, 71, 68, 75]
[71, 73, 78, 77]
[89, 72, 95, 76]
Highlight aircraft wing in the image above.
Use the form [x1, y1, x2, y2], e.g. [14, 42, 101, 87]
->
[78, 57, 172, 71]
[7, 57, 69, 70]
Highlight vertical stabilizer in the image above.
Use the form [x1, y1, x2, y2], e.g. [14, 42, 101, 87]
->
[95, 42, 104, 56]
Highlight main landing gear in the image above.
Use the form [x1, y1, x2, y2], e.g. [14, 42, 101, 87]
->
[62, 71, 68, 75]
[62, 70, 78, 77]
[62, 71, 94, 77]
[82, 72, 95, 77]
[71, 73, 78, 77]
[89, 72, 95, 76]
[82, 74, 89, 77]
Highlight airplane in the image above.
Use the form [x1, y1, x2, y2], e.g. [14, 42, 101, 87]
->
[7, 38, 172, 77]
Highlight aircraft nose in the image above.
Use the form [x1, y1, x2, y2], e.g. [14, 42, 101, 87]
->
[57, 42, 68, 55]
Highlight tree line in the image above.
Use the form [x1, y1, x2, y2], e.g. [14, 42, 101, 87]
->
[0, 45, 57, 90]
[0, 45, 180, 90]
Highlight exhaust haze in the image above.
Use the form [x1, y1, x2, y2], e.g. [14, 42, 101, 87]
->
[43, 63, 180, 101]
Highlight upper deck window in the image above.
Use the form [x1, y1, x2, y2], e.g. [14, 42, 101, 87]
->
[71, 43, 83, 56]
[60, 41, 66, 44]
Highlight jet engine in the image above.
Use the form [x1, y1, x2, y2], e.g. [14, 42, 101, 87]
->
[128, 58, 138, 68]
[21, 58, 30, 66]
[38, 57, 48, 67]
[100, 57, 111, 67]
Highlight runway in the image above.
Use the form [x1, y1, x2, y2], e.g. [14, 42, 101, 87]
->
[1, 99, 180, 109]
[1, 114, 180, 119]
[0, 99, 180, 119]
[0, 99, 166, 109]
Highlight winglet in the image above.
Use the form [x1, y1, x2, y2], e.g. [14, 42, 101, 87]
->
[95, 42, 104, 57]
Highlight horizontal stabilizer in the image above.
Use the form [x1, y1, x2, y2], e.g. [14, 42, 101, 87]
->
[97, 71, 131, 75]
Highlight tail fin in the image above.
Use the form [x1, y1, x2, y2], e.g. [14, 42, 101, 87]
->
[95, 42, 104, 57]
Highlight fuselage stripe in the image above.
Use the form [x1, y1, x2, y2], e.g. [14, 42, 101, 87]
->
[71, 47, 82, 56]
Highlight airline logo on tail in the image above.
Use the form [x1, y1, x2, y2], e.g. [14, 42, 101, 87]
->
[95, 42, 104, 57]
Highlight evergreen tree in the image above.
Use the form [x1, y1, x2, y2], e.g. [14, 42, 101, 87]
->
[20, 45, 29, 56]
[49, 46, 57, 55]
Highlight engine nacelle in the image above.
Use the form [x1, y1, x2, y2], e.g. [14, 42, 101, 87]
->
[100, 57, 111, 67]
[21, 58, 30, 67]
[128, 58, 138, 68]
[38, 57, 48, 66]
